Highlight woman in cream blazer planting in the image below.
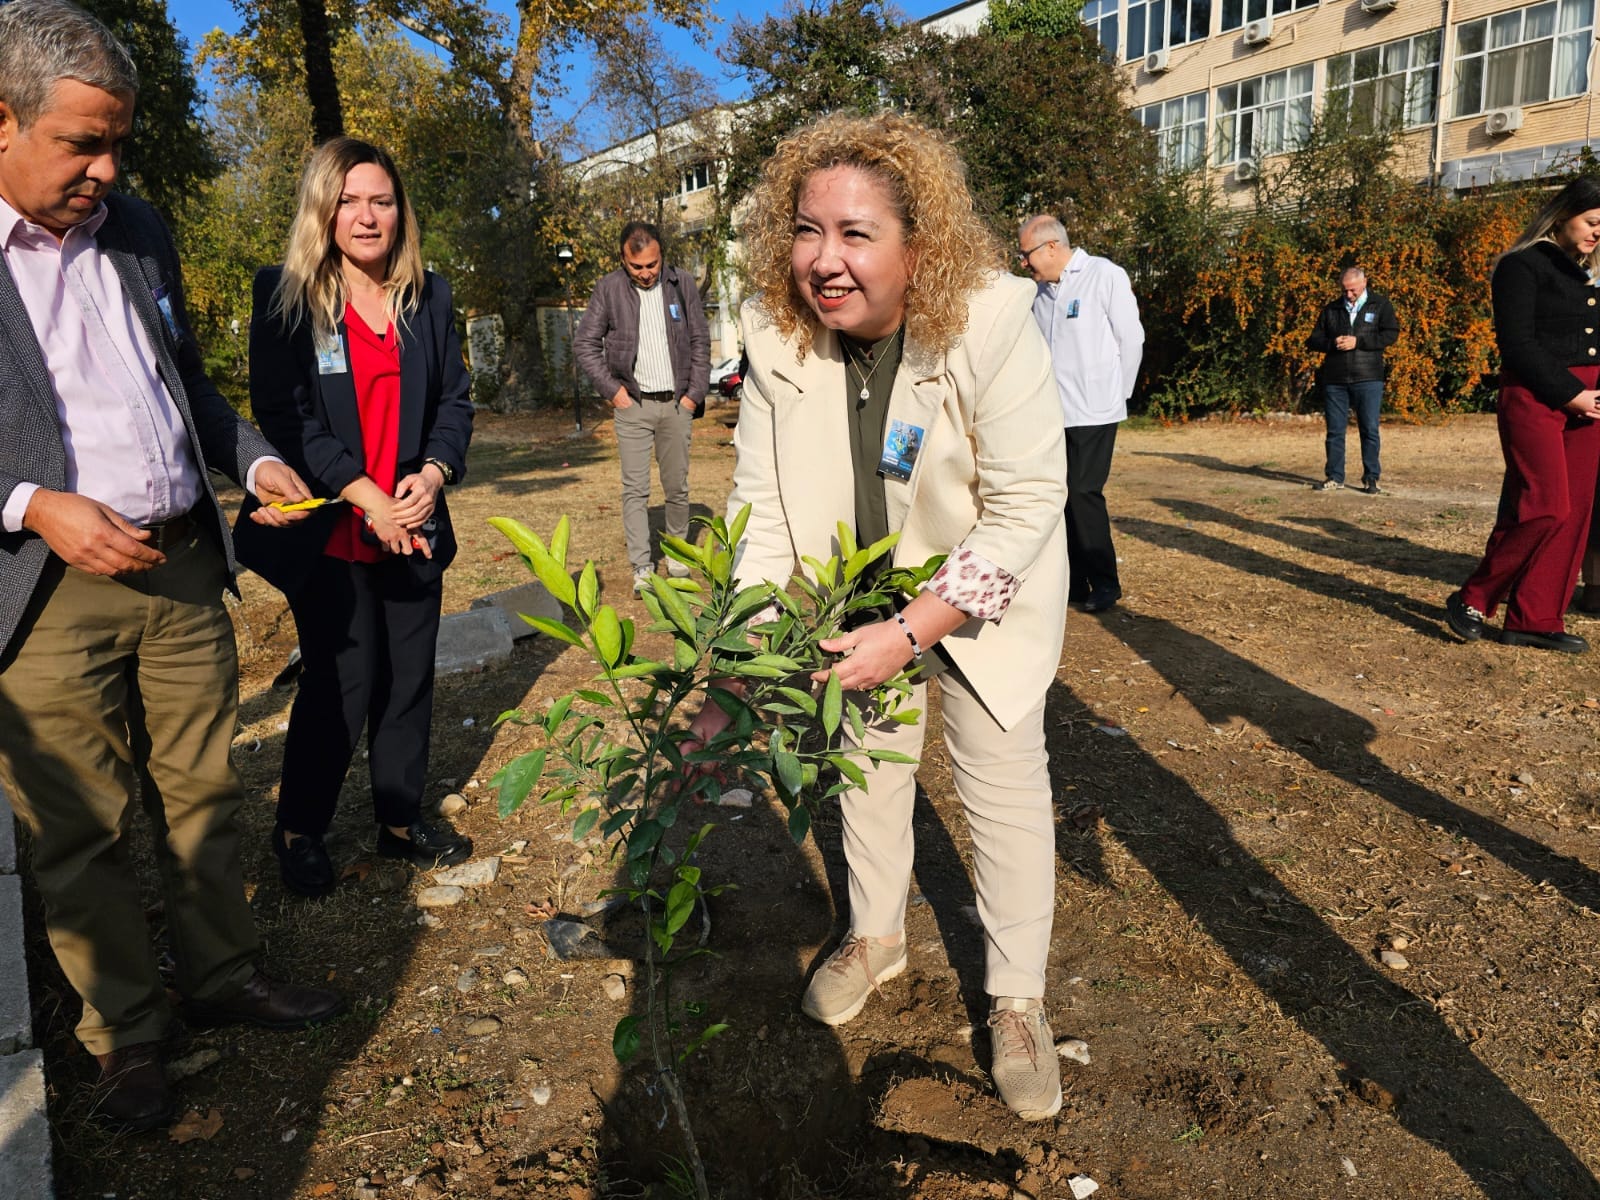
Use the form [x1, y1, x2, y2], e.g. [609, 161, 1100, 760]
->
[685, 113, 1068, 1121]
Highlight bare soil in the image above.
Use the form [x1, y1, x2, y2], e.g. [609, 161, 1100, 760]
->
[26, 406, 1600, 1200]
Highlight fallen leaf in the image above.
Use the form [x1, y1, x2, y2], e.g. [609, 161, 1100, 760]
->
[170, 1108, 224, 1143]
[310, 1184, 337, 1197]
[340, 860, 373, 883]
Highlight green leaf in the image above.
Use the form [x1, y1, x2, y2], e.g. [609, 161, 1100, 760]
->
[863, 749, 919, 764]
[749, 653, 805, 673]
[608, 660, 671, 680]
[787, 804, 812, 844]
[591, 605, 623, 667]
[679, 1022, 730, 1064]
[828, 753, 866, 789]
[627, 819, 664, 860]
[576, 560, 599, 619]
[684, 822, 716, 856]
[676, 864, 702, 886]
[491, 749, 546, 818]
[493, 707, 529, 726]
[648, 575, 697, 637]
[773, 750, 803, 798]
[863, 530, 900, 565]
[549, 515, 571, 574]
[725, 585, 777, 627]
[846, 700, 866, 743]
[520, 614, 584, 648]
[674, 639, 699, 671]
[601, 808, 636, 838]
[664, 879, 698, 936]
[775, 686, 818, 717]
[835, 521, 858, 559]
[842, 547, 872, 582]
[821, 671, 842, 739]
[727, 503, 751, 552]
[544, 695, 573, 737]
[612, 1015, 641, 1063]
[572, 807, 599, 840]
[487, 517, 576, 608]
[575, 689, 613, 706]
[729, 662, 787, 679]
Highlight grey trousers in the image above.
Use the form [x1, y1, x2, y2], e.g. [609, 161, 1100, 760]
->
[616, 397, 693, 572]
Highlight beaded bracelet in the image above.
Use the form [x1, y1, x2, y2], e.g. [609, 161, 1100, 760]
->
[894, 612, 923, 660]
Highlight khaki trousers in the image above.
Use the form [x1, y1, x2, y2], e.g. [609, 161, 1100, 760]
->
[616, 397, 693, 572]
[0, 531, 259, 1054]
[842, 672, 1055, 999]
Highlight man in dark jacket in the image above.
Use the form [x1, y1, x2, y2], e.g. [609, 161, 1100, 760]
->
[0, 0, 342, 1133]
[574, 222, 709, 592]
[1307, 267, 1400, 494]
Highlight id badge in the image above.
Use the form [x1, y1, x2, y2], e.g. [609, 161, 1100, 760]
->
[669, 302, 682, 321]
[314, 329, 349, 375]
[152, 284, 184, 345]
[878, 418, 924, 483]
[1065, 298, 1081, 319]
[1364, 311, 1375, 323]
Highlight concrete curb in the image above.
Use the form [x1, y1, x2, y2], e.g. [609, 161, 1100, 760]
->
[0, 784, 52, 1199]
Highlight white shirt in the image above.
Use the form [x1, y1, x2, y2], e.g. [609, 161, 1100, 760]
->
[632, 280, 675, 394]
[1031, 247, 1144, 427]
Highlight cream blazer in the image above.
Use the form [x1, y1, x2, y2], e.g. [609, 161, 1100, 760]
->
[729, 273, 1069, 731]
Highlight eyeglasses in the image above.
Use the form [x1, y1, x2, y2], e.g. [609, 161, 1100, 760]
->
[1017, 239, 1057, 266]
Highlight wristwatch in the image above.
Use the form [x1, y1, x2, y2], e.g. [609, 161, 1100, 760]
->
[423, 457, 456, 485]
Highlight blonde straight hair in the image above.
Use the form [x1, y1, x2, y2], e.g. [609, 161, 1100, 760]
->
[271, 137, 425, 341]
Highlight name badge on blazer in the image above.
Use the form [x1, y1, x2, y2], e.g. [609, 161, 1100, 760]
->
[878, 418, 924, 483]
[669, 302, 682, 321]
[314, 329, 349, 375]
[152, 284, 184, 345]
[1363, 311, 1375, 323]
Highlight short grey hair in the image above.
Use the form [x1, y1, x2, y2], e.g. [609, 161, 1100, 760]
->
[0, 0, 138, 130]
[1341, 266, 1367, 282]
[1020, 214, 1070, 249]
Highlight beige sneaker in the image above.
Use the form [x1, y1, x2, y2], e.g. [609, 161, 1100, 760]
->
[800, 933, 907, 1026]
[988, 997, 1062, 1120]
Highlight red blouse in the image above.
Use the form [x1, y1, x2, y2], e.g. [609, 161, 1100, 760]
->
[324, 304, 401, 563]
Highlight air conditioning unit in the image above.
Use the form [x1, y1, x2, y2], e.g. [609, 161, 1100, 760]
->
[1242, 14, 1274, 44]
[1359, 0, 1398, 12]
[1233, 157, 1260, 183]
[1146, 47, 1171, 73]
[1484, 106, 1523, 135]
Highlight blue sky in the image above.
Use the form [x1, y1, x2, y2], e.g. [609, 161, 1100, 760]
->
[161, 0, 968, 144]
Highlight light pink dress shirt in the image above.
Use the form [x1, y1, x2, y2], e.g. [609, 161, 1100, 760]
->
[0, 194, 262, 533]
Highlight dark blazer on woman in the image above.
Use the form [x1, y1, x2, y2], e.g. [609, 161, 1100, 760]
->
[233, 266, 473, 596]
[1492, 240, 1600, 409]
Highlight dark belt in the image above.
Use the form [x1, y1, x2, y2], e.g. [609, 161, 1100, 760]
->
[140, 508, 196, 551]
[638, 390, 676, 402]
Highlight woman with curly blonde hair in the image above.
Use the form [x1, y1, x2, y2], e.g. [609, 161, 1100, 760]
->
[685, 112, 1069, 1120]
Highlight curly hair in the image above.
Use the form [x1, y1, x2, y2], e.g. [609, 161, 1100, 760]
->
[742, 112, 1005, 359]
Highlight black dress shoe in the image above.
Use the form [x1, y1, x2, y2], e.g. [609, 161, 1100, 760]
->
[1500, 628, 1589, 654]
[185, 970, 346, 1030]
[377, 819, 473, 868]
[1078, 587, 1121, 614]
[1445, 591, 1485, 641]
[273, 826, 336, 897]
[90, 1042, 174, 1132]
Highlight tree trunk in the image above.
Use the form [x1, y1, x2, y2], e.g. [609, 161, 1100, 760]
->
[296, 0, 344, 144]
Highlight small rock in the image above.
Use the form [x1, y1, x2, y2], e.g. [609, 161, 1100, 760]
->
[1515, 771, 1534, 786]
[456, 969, 480, 993]
[167, 1047, 223, 1081]
[531, 1085, 552, 1106]
[1388, 934, 1410, 952]
[507, 839, 529, 854]
[437, 793, 468, 817]
[462, 717, 476, 727]
[417, 913, 442, 928]
[717, 788, 754, 808]
[417, 885, 466, 908]
[503, 968, 529, 987]
[474, 944, 506, 958]
[1067, 1175, 1100, 1199]
[434, 858, 501, 888]
[1380, 950, 1410, 970]
[233, 1167, 257, 1181]
[281, 1128, 298, 1142]
[354, 1180, 381, 1200]
[465, 1016, 502, 1037]
[1056, 1038, 1091, 1065]
[1340, 1157, 1357, 1178]
[400, 1176, 418, 1189]
[602, 974, 628, 1001]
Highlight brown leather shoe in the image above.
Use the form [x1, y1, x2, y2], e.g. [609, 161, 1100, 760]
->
[184, 970, 346, 1030]
[90, 1042, 174, 1132]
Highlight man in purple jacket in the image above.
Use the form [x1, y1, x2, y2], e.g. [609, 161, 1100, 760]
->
[574, 221, 710, 592]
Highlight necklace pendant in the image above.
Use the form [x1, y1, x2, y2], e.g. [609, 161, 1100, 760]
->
[858, 385, 871, 401]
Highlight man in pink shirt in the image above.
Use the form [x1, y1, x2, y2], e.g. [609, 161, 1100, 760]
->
[0, 0, 343, 1132]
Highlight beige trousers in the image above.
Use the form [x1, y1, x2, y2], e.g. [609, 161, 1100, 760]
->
[0, 531, 259, 1054]
[841, 672, 1055, 999]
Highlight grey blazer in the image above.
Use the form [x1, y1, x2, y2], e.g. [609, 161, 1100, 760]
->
[0, 194, 274, 660]
[573, 264, 711, 406]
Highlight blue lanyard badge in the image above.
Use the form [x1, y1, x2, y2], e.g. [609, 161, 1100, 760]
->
[314, 329, 349, 375]
[878, 418, 924, 483]
[152, 284, 184, 345]
[668, 302, 682, 321]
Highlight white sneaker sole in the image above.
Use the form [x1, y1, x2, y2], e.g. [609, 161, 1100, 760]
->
[800, 952, 907, 1027]
[1008, 1085, 1063, 1121]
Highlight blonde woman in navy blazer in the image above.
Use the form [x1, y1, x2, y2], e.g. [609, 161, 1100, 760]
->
[235, 138, 474, 896]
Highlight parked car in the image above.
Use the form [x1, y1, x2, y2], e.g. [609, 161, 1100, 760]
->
[709, 355, 744, 403]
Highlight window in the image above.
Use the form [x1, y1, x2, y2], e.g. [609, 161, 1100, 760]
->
[1140, 92, 1210, 170]
[1219, 0, 1316, 33]
[1327, 31, 1441, 128]
[1128, 0, 1213, 54]
[1082, 0, 1121, 58]
[1452, 0, 1593, 116]
[678, 162, 712, 195]
[1214, 64, 1313, 162]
